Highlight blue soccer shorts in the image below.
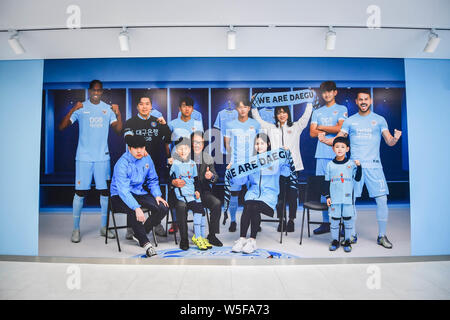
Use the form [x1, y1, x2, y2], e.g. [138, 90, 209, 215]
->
[75, 160, 111, 190]
[354, 167, 389, 198]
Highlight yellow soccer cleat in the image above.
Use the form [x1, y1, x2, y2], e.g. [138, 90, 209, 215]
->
[201, 237, 213, 250]
[192, 235, 207, 251]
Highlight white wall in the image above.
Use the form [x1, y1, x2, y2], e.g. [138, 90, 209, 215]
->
[0, 0, 449, 59]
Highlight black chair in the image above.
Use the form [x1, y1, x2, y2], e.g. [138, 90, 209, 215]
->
[261, 178, 289, 244]
[299, 176, 346, 245]
[105, 195, 158, 252]
[299, 176, 330, 245]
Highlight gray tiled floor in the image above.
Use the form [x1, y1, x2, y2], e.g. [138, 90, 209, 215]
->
[1, 261, 449, 300]
[39, 205, 411, 259]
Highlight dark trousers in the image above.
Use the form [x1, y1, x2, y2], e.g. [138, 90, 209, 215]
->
[201, 191, 221, 235]
[175, 200, 204, 242]
[276, 174, 299, 220]
[240, 200, 274, 239]
[111, 194, 168, 247]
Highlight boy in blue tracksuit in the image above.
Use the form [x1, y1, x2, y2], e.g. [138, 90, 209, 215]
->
[170, 138, 211, 251]
[323, 136, 361, 253]
[231, 133, 290, 254]
[110, 135, 169, 257]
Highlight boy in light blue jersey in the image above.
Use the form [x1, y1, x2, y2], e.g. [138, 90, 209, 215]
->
[166, 96, 203, 235]
[320, 89, 402, 249]
[323, 137, 361, 253]
[169, 138, 211, 251]
[168, 97, 203, 144]
[310, 81, 348, 235]
[224, 98, 261, 232]
[177, 108, 202, 122]
[59, 80, 123, 243]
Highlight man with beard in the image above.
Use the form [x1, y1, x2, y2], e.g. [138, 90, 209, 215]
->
[319, 88, 402, 249]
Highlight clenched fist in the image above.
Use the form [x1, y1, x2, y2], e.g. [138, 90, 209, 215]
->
[394, 129, 402, 140]
[111, 104, 120, 115]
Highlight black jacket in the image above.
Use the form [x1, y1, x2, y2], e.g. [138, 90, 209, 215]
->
[193, 152, 218, 193]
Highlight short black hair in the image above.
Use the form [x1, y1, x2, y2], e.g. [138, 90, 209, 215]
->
[333, 136, 350, 147]
[126, 135, 146, 148]
[320, 81, 337, 92]
[180, 96, 194, 107]
[138, 96, 152, 104]
[234, 98, 251, 108]
[356, 88, 371, 98]
[89, 80, 103, 89]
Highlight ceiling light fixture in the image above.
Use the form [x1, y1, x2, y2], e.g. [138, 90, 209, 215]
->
[118, 26, 130, 52]
[325, 26, 336, 51]
[227, 25, 236, 50]
[8, 30, 25, 55]
[423, 28, 440, 53]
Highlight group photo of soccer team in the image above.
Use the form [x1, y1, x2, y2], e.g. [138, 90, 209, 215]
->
[57, 79, 404, 258]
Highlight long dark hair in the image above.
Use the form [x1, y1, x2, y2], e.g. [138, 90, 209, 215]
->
[274, 106, 293, 128]
[253, 133, 271, 155]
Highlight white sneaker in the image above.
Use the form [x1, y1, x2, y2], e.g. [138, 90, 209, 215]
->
[242, 238, 257, 254]
[232, 238, 247, 253]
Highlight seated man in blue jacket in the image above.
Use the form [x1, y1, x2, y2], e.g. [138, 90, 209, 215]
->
[110, 135, 169, 257]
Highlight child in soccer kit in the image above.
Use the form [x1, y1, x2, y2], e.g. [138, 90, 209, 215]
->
[169, 138, 212, 251]
[323, 136, 361, 253]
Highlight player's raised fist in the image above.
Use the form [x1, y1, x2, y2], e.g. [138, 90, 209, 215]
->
[394, 129, 402, 140]
[73, 101, 83, 111]
[354, 160, 360, 166]
[111, 104, 120, 115]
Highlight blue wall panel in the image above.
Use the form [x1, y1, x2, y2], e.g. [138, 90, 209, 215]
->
[405, 58, 450, 256]
[0, 59, 43, 256]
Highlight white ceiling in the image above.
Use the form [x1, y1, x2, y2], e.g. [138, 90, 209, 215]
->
[0, 0, 449, 60]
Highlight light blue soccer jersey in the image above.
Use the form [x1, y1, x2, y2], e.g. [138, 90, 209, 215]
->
[213, 108, 238, 154]
[170, 159, 198, 203]
[311, 103, 348, 159]
[325, 160, 357, 205]
[224, 118, 260, 164]
[168, 118, 204, 142]
[341, 112, 388, 169]
[257, 107, 275, 124]
[70, 100, 117, 162]
[177, 109, 203, 122]
[150, 108, 163, 118]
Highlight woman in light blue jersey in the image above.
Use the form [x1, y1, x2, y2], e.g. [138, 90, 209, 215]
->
[231, 133, 284, 254]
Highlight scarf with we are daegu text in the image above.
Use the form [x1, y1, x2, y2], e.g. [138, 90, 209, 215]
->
[222, 148, 297, 221]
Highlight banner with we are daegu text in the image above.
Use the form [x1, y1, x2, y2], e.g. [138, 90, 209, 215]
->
[251, 89, 317, 108]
